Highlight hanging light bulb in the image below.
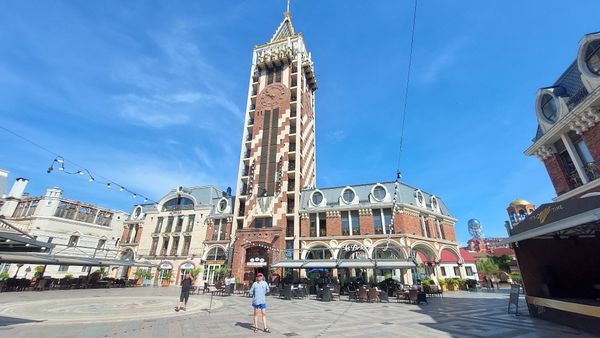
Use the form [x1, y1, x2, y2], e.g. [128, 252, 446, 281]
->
[89, 177, 95, 182]
[144, 198, 148, 203]
[107, 183, 111, 189]
[58, 165, 64, 171]
[133, 194, 137, 198]
[78, 171, 84, 176]
[119, 186, 124, 192]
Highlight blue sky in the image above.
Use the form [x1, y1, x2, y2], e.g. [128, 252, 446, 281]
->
[1, 0, 599, 245]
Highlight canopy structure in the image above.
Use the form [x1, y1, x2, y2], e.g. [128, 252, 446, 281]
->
[502, 195, 600, 244]
[271, 259, 415, 269]
[0, 251, 157, 268]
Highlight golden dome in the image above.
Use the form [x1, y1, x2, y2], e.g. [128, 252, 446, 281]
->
[510, 199, 531, 206]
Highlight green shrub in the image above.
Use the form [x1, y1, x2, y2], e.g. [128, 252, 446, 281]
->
[34, 266, 44, 279]
[422, 279, 431, 286]
[64, 274, 74, 279]
[0, 272, 9, 280]
[437, 278, 446, 286]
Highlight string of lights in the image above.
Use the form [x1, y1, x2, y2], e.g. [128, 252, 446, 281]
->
[0, 124, 157, 205]
[46, 155, 157, 204]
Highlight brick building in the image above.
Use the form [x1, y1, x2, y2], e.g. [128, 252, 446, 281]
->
[504, 32, 600, 334]
[229, 11, 463, 286]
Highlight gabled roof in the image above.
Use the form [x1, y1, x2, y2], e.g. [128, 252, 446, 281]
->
[269, 14, 296, 43]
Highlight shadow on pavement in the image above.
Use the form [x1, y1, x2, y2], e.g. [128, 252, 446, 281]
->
[0, 316, 44, 327]
[234, 321, 255, 331]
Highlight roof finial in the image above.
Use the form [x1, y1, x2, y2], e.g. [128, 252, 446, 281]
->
[285, 0, 291, 18]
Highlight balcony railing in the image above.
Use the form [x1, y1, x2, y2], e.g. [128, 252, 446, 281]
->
[566, 171, 583, 190]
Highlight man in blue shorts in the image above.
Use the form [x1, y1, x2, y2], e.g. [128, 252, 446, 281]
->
[249, 272, 270, 333]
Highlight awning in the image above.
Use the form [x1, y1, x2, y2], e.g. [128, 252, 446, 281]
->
[337, 259, 375, 268]
[375, 259, 415, 269]
[271, 260, 304, 268]
[0, 231, 55, 252]
[0, 251, 157, 267]
[502, 195, 600, 244]
[302, 259, 337, 268]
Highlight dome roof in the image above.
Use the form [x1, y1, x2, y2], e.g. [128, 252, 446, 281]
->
[510, 199, 531, 206]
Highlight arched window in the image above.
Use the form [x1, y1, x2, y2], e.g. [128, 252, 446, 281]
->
[540, 93, 558, 123]
[163, 196, 194, 211]
[206, 247, 227, 261]
[306, 246, 332, 259]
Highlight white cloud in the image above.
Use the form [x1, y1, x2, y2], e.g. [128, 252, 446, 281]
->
[419, 37, 469, 84]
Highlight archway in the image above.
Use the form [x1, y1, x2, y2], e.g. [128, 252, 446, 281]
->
[372, 242, 408, 284]
[244, 246, 269, 282]
[411, 242, 439, 282]
[337, 241, 370, 284]
[204, 246, 227, 285]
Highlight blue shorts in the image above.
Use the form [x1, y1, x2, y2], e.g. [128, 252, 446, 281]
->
[252, 303, 266, 309]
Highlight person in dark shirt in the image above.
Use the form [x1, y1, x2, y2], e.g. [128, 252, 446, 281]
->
[175, 272, 193, 312]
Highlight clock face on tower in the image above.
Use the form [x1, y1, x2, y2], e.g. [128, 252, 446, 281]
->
[258, 83, 288, 109]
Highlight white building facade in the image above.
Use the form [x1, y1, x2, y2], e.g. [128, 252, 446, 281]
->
[0, 175, 126, 278]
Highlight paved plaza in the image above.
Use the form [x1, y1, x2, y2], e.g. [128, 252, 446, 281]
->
[0, 287, 595, 338]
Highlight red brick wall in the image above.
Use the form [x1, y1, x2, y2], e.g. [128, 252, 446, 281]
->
[441, 222, 456, 241]
[543, 154, 570, 195]
[395, 213, 421, 236]
[300, 217, 309, 237]
[327, 215, 342, 236]
[121, 226, 130, 243]
[360, 214, 375, 235]
[134, 225, 143, 243]
[582, 122, 600, 163]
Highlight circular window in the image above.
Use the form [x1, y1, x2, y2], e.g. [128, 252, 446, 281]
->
[342, 188, 355, 203]
[540, 93, 558, 123]
[218, 199, 228, 213]
[312, 191, 323, 206]
[134, 207, 141, 218]
[585, 39, 600, 76]
[373, 185, 386, 201]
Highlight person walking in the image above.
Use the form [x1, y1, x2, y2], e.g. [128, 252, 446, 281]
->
[175, 272, 192, 312]
[249, 272, 270, 333]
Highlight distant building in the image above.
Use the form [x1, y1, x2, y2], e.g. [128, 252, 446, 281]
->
[505, 31, 600, 335]
[122, 185, 233, 287]
[0, 175, 126, 278]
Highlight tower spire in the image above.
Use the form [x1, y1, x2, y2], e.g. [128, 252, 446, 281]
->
[286, 0, 291, 17]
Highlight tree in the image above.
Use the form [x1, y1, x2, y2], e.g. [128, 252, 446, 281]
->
[214, 266, 231, 279]
[477, 258, 499, 277]
[188, 267, 202, 280]
[490, 255, 512, 272]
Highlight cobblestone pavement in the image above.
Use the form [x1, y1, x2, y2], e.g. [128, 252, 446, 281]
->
[0, 287, 595, 338]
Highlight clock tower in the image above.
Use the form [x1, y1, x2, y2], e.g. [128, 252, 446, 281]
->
[231, 10, 317, 281]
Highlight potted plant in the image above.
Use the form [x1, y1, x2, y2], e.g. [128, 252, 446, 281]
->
[0, 272, 9, 280]
[438, 278, 447, 292]
[64, 274, 74, 279]
[188, 267, 202, 284]
[161, 270, 172, 286]
[457, 278, 467, 290]
[135, 269, 152, 286]
[34, 266, 44, 280]
[446, 278, 458, 291]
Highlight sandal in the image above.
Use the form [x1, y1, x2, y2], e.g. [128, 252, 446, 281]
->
[253, 327, 258, 333]
[264, 328, 271, 333]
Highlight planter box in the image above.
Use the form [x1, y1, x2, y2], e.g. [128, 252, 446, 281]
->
[447, 285, 458, 291]
[162, 280, 170, 287]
